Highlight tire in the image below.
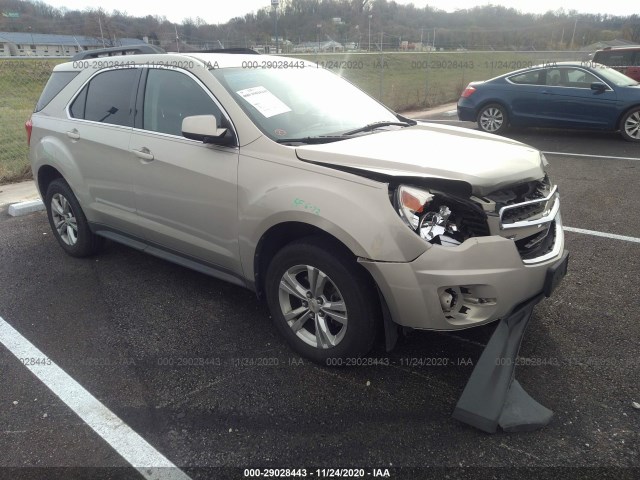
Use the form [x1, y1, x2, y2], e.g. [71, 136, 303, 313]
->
[477, 103, 509, 134]
[265, 237, 379, 364]
[45, 179, 103, 257]
[619, 107, 640, 142]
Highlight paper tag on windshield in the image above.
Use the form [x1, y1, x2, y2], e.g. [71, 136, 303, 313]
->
[236, 86, 291, 118]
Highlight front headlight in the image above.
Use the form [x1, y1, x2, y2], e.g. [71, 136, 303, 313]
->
[394, 185, 470, 247]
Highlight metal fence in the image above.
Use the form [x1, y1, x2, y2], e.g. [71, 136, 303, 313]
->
[0, 51, 586, 184]
[0, 58, 66, 184]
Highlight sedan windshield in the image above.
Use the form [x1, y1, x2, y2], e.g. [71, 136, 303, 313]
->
[210, 66, 401, 142]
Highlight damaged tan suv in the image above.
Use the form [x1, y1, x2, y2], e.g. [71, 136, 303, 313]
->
[28, 47, 568, 363]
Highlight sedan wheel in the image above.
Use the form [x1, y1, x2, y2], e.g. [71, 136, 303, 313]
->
[620, 108, 640, 142]
[478, 104, 508, 134]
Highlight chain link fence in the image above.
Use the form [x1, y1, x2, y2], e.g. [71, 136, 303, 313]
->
[0, 58, 65, 184]
[0, 51, 587, 184]
[291, 50, 588, 112]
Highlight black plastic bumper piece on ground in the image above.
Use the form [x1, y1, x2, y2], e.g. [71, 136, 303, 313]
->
[452, 293, 553, 433]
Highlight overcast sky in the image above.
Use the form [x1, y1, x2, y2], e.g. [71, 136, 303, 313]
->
[38, 0, 635, 25]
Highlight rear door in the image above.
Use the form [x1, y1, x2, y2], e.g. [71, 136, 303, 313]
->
[66, 67, 144, 235]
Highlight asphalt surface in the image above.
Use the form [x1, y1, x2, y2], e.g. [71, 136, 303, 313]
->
[0, 117, 639, 480]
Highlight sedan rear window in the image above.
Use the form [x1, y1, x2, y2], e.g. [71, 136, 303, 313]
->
[508, 70, 542, 85]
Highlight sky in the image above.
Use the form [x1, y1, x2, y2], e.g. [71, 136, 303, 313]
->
[36, 0, 636, 25]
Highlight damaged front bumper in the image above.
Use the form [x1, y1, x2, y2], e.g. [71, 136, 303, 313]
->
[359, 213, 569, 433]
[358, 215, 565, 331]
[452, 251, 566, 433]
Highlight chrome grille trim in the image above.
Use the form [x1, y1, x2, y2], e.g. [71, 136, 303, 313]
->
[499, 185, 559, 230]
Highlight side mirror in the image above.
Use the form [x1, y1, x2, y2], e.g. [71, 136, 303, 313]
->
[182, 115, 236, 146]
[590, 82, 607, 92]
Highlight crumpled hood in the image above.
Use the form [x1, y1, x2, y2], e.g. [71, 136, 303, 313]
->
[295, 123, 545, 196]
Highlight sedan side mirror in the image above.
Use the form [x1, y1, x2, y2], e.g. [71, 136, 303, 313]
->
[590, 82, 607, 92]
[182, 115, 236, 147]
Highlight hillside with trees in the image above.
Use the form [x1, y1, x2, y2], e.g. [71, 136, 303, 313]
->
[0, 0, 639, 50]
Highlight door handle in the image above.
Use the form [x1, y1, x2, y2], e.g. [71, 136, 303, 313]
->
[131, 148, 154, 161]
[541, 90, 552, 94]
[66, 129, 80, 140]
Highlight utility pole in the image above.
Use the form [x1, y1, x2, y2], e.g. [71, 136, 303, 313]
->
[570, 17, 577, 50]
[174, 25, 180, 52]
[98, 16, 105, 47]
[379, 30, 383, 100]
[272, 0, 279, 54]
[368, 14, 372, 52]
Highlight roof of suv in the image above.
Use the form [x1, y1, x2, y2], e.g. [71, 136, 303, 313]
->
[57, 52, 313, 72]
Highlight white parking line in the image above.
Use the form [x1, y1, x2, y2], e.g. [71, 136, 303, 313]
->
[543, 151, 640, 161]
[564, 226, 640, 244]
[0, 317, 191, 480]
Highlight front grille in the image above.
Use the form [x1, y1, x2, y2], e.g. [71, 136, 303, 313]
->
[515, 220, 557, 260]
[485, 176, 561, 262]
[501, 201, 547, 225]
[488, 177, 551, 213]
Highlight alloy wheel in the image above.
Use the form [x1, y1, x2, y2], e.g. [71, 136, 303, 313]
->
[479, 107, 504, 132]
[51, 193, 78, 246]
[277, 264, 348, 349]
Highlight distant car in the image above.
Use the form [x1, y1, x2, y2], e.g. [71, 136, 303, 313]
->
[457, 61, 640, 141]
[592, 46, 640, 82]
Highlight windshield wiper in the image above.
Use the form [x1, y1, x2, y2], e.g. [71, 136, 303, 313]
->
[276, 136, 347, 145]
[341, 120, 414, 136]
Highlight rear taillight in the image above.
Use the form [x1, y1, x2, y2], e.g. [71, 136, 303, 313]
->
[25, 117, 32, 146]
[461, 85, 476, 98]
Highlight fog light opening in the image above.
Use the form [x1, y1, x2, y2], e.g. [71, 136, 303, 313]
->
[440, 288, 458, 313]
[439, 285, 498, 323]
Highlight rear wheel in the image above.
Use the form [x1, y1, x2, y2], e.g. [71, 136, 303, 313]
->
[45, 179, 103, 257]
[477, 103, 509, 134]
[620, 107, 640, 142]
[265, 237, 379, 364]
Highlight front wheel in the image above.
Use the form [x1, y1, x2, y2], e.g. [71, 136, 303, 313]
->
[620, 108, 640, 142]
[265, 237, 379, 364]
[477, 103, 509, 134]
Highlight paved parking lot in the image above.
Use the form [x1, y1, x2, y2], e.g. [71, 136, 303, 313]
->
[1, 115, 638, 480]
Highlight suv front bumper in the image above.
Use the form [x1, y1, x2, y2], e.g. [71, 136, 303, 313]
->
[359, 216, 566, 330]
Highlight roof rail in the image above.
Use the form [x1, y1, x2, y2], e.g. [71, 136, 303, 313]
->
[72, 44, 166, 60]
[184, 48, 260, 55]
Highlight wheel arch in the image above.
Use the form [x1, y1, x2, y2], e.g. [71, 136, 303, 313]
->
[36, 164, 64, 198]
[616, 104, 640, 131]
[475, 100, 511, 123]
[253, 221, 376, 300]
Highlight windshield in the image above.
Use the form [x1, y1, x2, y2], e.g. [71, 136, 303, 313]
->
[210, 66, 399, 141]
[593, 64, 640, 86]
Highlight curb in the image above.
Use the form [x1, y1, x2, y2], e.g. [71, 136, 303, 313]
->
[8, 199, 45, 217]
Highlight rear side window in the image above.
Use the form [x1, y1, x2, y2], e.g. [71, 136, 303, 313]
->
[35, 71, 79, 112]
[70, 68, 139, 127]
[508, 70, 542, 85]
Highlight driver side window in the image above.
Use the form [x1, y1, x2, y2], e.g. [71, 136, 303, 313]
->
[143, 69, 223, 137]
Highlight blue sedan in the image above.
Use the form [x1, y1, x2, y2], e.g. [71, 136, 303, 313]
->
[457, 61, 640, 141]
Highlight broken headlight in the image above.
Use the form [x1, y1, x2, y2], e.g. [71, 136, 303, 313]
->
[394, 185, 473, 247]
